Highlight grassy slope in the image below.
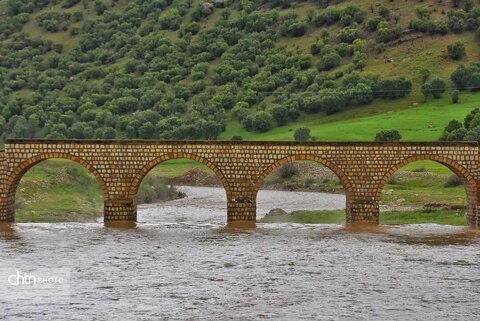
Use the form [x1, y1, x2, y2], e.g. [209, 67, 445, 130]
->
[15, 160, 103, 222]
[3, 0, 478, 142]
[220, 92, 479, 141]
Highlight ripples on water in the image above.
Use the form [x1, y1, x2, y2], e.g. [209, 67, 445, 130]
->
[1, 187, 480, 320]
[0, 223, 479, 321]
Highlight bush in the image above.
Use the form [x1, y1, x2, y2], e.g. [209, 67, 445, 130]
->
[447, 42, 466, 60]
[36, 12, 71, 32]
[445, 128, 467, 141]
[337, 27, 359, 43]
[374, 130, 401, 141]
[386, 174, 399, 185]
[137, 176, 185, 204]
[375, 78, 412, 99]
[316, 51, 341, 71]
[252, 111, 273, 132]
[377, 21, 402, 43]
[278, 163, 298, 179]
[94, 1, 107, 15]
[294, 127, 311, 141]
[231, 135, 243, 141]
[444, 174, 462, 187]
[451, 64, 474, 89]
[421, 78, 446, 100]
[287, 21, 308, 37]
[270, 105, 290, 126]
[452, 90, 459, 103]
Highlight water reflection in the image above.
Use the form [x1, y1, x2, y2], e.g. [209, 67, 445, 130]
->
[0, 223, 20, 241]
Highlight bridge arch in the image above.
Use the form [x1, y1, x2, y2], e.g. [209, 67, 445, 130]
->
[376, 154, 478, 225]
[129, 152, 230, 199]
[254, 154, 355, 201]
[6, 152, 109, 200]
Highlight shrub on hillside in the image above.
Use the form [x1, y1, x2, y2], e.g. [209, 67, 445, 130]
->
[36, 12, 71, 32]
[252, 111, 273, 132]
[375, 78, 412, 99]
[421, 78, 446, 100]
[452, 90, 459, 103]
[377, 21, 402, 43]
[447, 41, 466, 60]
[451, 63, 480, 90]
[294, 127, 311, 141]
[316, 50, 342, 71]
[374, 130, 401, 141]
[337, 27, 359, 43]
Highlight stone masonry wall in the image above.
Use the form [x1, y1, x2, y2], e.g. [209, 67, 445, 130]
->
[0, 140, 478, 226]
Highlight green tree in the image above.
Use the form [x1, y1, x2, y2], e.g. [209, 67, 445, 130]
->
[422, 78, 446, 100]
[378, 6, 390, 19]
[445, 128, 467, 141]
[317, 51, 341, 71]
[465, 126, 480, 141]
[464, 108, 480, 129]
[451, 64, 473, 89]
[270, 105, 290, 126]
[138, 121, 157, 139]
[452, 90, 459, 103]
[447, 42, 466, 60]
[374, 130, 401, 141]
[94, 1, 107, 15]
[352, 52, 367, 70]
[252, 111, 273, 132]
[294, 127, 311, 141]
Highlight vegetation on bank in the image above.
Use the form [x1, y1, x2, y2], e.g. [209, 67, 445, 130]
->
[15, 159, 185, 222]
[0, 0, 480, 143]
[259, 209, 468, 226]
[15, 159, 103, 222]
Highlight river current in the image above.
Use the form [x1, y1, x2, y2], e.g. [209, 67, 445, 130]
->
[1, 187, 479, 320]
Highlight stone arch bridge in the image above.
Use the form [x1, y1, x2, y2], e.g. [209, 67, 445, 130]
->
[0, 139, 478, 227]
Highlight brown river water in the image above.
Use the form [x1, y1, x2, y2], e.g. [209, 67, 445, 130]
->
[1, 187, 479, 320]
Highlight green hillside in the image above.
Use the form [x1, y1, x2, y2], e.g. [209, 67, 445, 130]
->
[0, 0, 480, 144]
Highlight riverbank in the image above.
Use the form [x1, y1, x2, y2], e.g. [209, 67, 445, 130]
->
[259, 209, 468, 226]
[15, 161, 103, 222]
[15, 160, 187, 222]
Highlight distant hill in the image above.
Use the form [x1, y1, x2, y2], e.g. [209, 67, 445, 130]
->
[0, 0, 479, 143]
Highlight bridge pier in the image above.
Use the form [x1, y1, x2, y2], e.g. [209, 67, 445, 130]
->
[0, 189, 15, 223]
[347, 199, 380, 225]
[104, 198, 137, 223]
[227, 194, 256, 228]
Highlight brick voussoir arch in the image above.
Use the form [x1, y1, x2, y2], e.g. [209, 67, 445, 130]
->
[254, 154, 354, 198]
[7, 152, 109, 199]
[129, 152, 231, 198]
[375, 154, 477, 200]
